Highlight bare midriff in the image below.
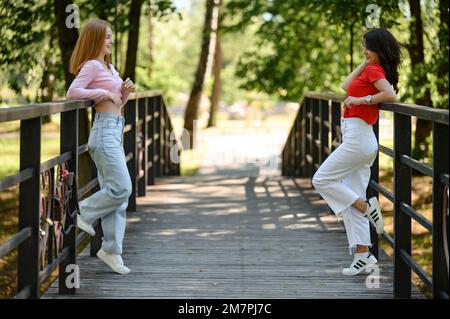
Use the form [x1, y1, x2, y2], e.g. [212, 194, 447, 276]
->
[95, 99, 122, 115]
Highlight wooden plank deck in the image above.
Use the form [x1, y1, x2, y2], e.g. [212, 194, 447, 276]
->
[44, 174, 423, 299]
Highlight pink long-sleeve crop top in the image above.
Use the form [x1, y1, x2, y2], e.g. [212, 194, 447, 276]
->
[67, 59, 130, 105]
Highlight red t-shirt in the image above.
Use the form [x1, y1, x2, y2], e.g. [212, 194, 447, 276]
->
[344, 63, 386, 125]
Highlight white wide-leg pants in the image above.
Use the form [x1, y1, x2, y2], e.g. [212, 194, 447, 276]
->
[312, 117, 378, 254]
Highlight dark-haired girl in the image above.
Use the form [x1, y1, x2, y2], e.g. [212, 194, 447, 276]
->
[312, 28, 401, 275]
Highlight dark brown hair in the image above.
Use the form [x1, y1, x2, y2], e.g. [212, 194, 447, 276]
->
[364, 28, 401, 92]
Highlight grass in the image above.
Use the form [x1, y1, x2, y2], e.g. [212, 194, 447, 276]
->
[180, 150, 200, 176]
[0, 137, 61, 180]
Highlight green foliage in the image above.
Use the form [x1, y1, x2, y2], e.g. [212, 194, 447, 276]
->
[140, 1, 274, 106]
[77, 0, 178, 31]
[0, 0, 178, 102]
[0, 0, 53, 94]
[224, 0, 401, 100]
[311, 0, 401, 29]
[150, 0, 179, 19]
[0, 0, 447, 110]
[135, 2, 200, 104]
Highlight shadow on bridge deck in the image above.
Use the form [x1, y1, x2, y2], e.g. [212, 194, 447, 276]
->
[44, 173, 423, 298]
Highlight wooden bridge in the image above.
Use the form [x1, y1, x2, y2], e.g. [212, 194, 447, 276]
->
[0, 91, 448, 299]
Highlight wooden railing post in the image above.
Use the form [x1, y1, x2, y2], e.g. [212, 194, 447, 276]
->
[304, 98, 312, 177]
[286, 129, 293, 176]
[284, 132, 289, 176]
[319, 99, 329, 165]
[311, 99, 320, 174]
[289, 128, 295, 176]
[164, 104, 170, 176]
[18, 117, 41, 298]
[330, 101, 341, 152]
[147, 97, 156, 185]
[167, 117, 177, 176]
[160, 102, 166, 176]
[393, 113, 412, 298]
[47, 168, 55, 266]
[124, 99, 137, 212]
[138, 98, 147, 196]
[432, 122, 450, 298]
[294, 111, 302, 176]
[300, 101, 307, 177]
[368, 120, 380, 259]
[59, 108, 79, 295]
[155, 97, 162, 177]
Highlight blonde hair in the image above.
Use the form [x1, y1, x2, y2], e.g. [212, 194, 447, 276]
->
[69, 19, 112, 75]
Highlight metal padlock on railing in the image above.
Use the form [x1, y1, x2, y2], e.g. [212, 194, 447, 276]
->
[63, 172, 74, 186]
[45, 217, 54, 226]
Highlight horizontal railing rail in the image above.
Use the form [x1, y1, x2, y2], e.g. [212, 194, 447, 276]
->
[0, 91, 181, 298]
[282, 91, 449, 299]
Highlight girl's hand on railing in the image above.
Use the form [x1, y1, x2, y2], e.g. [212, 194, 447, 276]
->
[121, 78, 135, 94]
[344, 96, 363, 107]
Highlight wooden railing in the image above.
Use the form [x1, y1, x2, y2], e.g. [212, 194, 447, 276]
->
[282, 92, 449, 299]
[0, 91, 181, 298]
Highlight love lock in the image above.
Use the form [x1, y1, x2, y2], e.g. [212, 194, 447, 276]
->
[45, 218, 54, 226]
[39, 228, 46, 237]
[63, 172, 74, 186]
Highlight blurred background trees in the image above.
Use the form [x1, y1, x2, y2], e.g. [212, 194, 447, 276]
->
[0, 0, 448, 158]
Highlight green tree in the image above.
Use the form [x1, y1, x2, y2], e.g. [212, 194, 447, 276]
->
[224, 0, 400, 101]
[207, 0, 223, 128]
[123, 0, 177, 81]
[1, 0, 177, 187]
[406, 0, 434, 160]
[0, 0, 53, 97]
[124, 0, 145, 82]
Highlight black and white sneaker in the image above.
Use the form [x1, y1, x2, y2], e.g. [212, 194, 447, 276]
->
[365, 197, 384, 235]
[342, 253, 378, 276]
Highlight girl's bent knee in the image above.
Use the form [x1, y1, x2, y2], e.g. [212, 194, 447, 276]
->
[312, 174, 327, 190]
[110, 184, 132, 201]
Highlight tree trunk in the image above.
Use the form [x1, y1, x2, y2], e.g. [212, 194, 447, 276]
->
[183, 0, 218, 148]
[39, 27, 57, 124]
[54, 0, 77, 90]
[207, 31, 222, 128]
[123, 0, 144, 81]
[407, 0, 433, 161]
[436, 0, 449, 106]
[54, 0, 91, 189]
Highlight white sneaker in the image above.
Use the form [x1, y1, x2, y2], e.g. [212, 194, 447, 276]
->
[76, 215, 95, 236]
[365, 197, 384, 235]
[97, 248, 131, 275]
[342, 253, 378, 276]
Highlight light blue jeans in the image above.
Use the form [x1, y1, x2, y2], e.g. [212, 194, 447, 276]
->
[79, 112, 132, 254]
